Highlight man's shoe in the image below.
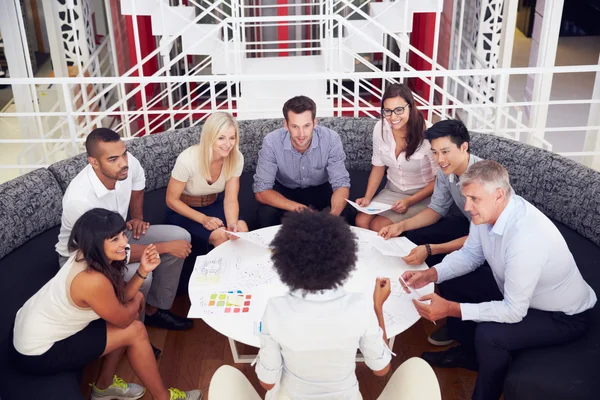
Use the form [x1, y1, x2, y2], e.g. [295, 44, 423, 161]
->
[145, 309, 193, 330]
[152, 344, 162, 359]
[91, 375, 145, 400]
[427, 324, 455, 347]
[421, 346, 478, 371]
[169, 388, 202, 400]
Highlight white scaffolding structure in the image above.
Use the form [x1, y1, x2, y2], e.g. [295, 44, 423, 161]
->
[0, 0, 599, 182]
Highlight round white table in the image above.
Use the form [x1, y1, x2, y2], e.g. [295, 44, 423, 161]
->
[188, 225, 433, 363]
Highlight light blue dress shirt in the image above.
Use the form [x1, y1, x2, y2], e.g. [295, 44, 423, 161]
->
[435, 195, 597, 323]
[252, 125, 351, 193]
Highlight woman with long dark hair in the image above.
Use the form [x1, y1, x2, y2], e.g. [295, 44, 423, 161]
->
[11, 208, 201, 400]
[355, 83, 437, 232]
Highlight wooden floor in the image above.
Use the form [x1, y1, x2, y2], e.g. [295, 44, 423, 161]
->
[81, 296, 477, 400]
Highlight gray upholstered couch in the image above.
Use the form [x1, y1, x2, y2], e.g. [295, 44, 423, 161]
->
[1, 117, 599, 400]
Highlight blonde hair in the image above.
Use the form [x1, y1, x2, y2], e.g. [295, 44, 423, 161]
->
[197, 112, 242, 181]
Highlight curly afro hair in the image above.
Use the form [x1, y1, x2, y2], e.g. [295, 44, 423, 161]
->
[270, 210, 358, 294]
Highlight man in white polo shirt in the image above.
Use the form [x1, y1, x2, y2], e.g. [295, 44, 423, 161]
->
[56, 128, 193, 332]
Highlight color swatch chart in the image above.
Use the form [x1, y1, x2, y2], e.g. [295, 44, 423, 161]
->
[207, 290, 253, 314]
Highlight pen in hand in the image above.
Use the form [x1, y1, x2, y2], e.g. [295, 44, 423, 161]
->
[399, 275, 437, 326]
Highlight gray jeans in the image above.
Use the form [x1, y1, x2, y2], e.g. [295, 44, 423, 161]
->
[59, 224, 191, 313]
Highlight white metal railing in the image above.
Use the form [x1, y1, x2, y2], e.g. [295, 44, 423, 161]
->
[1, 0, 599, 182]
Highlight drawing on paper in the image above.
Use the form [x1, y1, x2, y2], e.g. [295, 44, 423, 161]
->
[232, 256, 279, 289]
[194, 257, 227, 284]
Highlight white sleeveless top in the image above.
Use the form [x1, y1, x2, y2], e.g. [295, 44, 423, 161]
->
[13, 255, 101, 356]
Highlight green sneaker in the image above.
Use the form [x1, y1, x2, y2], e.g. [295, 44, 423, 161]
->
[90, 375, 146, 400]
[169, 388, 202, 400]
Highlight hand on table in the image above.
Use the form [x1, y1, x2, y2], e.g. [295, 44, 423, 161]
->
[402, 245, 428, 265]
[378, 222, 404, 240]
[399, 269, 435, 293]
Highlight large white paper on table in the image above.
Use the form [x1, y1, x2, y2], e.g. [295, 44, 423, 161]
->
[383, 280, 434, 327]
[187, 251, 283, 319]
[371, 236, 417, 257]
[221, 229, 271, 249]
[345, 199, 392, 215]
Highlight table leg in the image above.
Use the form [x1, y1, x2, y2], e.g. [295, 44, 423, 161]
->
[228, 337, 257, 364]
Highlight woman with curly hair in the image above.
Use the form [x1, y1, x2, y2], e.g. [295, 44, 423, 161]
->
[11, 208, 201, 400]
[166, 112, 248, 250]
[355, 83, 437, 232]
[254, 211, 393, 399]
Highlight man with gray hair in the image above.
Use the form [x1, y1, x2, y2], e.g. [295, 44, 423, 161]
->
[399, 160, 597, 400]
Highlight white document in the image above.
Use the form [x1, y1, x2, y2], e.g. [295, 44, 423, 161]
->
[222, 230, 271, 249]
[190, 255, 227, 285]
[371, 236, 417, 257]
[345, 199, 392, 215]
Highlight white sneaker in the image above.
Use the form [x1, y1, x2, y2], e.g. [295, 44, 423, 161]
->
[90, 375, 146, 400]
[169, 388, 203, 400]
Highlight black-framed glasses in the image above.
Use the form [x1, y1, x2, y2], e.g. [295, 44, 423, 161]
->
[382, 104, 410, 117]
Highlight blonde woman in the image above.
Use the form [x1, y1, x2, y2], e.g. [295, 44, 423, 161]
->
[166, 112, 248, 248]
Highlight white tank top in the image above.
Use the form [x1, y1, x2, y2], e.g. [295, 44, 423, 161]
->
[13, 255, 101, 356]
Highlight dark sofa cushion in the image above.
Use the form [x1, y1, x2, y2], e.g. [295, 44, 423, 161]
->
[504, 220, 600, 400]
[47, 153, 88, 193]
[0, 169, 63, 259]
[0, 226, 69, 399]
[0, 358, 83, 400]
[0, 226, 61, 343]
[126, 127, 200, 192]
[470, 132, 600, 248]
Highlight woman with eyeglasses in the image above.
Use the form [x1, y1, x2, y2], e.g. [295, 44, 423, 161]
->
[355, 83, 437, 232]
[11, 208, 201, 400]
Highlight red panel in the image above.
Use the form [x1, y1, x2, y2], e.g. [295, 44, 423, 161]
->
[409, 12, 436, 118]
[277, 0, 289, 57]
[125, 15, 159, 135]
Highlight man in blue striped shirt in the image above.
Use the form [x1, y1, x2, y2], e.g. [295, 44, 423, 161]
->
[253, 96, 351, 227]
[401, 160, 596, 400]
